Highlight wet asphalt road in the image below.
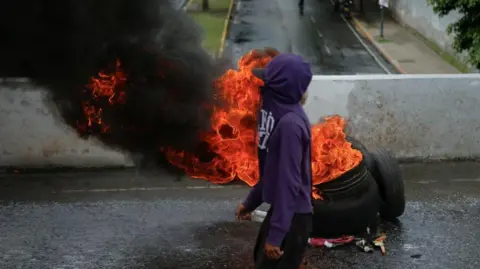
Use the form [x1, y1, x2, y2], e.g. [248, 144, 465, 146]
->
[227, 0, 396, 74]
[1, 162, 480, 269]
[171, 0, 188, 9]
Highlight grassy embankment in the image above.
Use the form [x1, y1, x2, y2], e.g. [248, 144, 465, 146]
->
[186, 0, 232, 56]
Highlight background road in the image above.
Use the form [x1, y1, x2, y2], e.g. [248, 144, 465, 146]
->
[1, 163, 479, 269]
[227, 0, 396, 74]
[172, 0, 189, 9]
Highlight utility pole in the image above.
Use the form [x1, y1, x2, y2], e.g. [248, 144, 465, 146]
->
[380, 6, 384, 38]
[378, 0, 389, 38]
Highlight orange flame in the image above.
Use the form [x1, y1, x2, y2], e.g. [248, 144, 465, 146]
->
[79, 50, 362, 199]
[77, 60, 127, 133]
[165, 50, 362, 195]
[164, 50, 270, 185]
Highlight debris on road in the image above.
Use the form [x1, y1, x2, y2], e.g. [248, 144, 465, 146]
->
[373, 234, 387, 255]
[355, 234, 387, 255]
[308, 233, 388, 255]
[309, 236, 354, 248]
[356, 238, 374, 253]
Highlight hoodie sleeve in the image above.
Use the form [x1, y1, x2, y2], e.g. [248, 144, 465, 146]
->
[265, 115, 304, 247]
[243, 180, 263, 211]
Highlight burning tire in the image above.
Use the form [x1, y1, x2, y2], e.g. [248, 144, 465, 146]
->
[311, 160, 381, 238]
[371, 148, 406, 221]
[347, 136, 375, 173]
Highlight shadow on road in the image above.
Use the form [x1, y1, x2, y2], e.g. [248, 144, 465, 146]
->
[128, 221, 258, 269]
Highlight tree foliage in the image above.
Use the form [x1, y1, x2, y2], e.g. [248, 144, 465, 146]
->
[428, 0, 480, 69]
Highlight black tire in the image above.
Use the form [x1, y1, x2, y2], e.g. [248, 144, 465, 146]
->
[371, 148, 405, 221]
[315, 158, 368, 200]
[346, 136, 375, 173]
[311, 174, 381, 238]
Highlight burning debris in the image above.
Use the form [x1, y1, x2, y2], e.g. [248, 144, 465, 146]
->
[165, 49, 270, 184]
[166, 49, 362, 197]
[0, 0, 223, 165]
[1, 0, 360, 185]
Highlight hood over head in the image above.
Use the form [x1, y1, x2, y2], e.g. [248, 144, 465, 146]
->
[252, 53, 312, 104]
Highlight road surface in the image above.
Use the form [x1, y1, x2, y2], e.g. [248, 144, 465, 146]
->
[172, 0, 189, 9]
[0, 162, 479, 269]
[226, 0, 396, 74]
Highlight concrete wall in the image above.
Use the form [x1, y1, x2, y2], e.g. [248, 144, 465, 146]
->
[0, 81, 133, 168]
[387, 0, 461, 56]
[305, 74, 480, 160]
[1, 74, 480, 167]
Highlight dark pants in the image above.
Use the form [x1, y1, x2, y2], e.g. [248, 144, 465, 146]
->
[253, 210, 312, 269]
[298, 0, 304, 8]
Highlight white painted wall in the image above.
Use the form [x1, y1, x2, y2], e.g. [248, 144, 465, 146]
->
[0, 81, 133, 168]
[387, 0, 462, 58]
[305, 74, 480, 160]
[1, 74, 480, 167]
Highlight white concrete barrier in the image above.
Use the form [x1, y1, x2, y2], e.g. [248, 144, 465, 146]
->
[305, 74, 480, 160]
[1, 74, 480, 167]
[0, 80, 133, 168]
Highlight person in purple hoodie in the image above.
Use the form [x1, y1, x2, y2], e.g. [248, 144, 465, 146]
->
[235, 52, 313, 269]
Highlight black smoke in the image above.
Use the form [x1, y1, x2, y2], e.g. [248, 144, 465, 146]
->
[0, 0, 226, 167]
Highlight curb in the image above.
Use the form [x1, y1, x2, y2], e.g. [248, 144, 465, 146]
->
[218, 0, 235, 58]
[350, 16, 407, 74]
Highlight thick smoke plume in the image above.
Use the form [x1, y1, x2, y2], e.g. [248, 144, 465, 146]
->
[0, 0, 225, 166]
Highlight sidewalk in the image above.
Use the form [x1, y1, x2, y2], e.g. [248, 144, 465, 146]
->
[350, 4, 461, 74]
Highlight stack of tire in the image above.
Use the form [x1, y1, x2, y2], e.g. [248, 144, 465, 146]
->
[311, 137, 405, 238]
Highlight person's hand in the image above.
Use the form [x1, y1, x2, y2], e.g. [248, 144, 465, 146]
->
[264, 243, 283, 260]
[235, 203, 252, 221]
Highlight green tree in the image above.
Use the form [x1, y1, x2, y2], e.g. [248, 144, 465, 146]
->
[428, 0, 480, 69]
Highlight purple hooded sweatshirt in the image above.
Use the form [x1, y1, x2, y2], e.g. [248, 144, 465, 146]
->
[243, 53, 313, 247]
